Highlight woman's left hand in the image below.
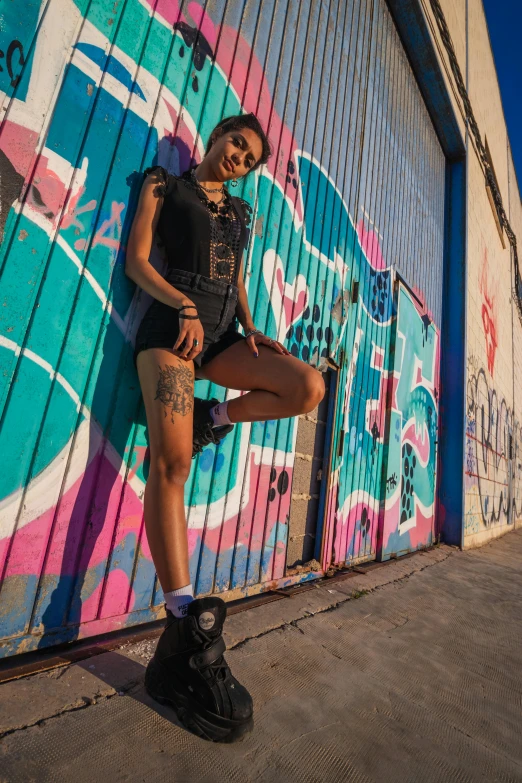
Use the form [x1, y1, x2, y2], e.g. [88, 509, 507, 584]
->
[246, 331, 291, 358]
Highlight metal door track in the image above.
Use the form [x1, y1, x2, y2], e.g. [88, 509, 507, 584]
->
[0, 547, 436, 684]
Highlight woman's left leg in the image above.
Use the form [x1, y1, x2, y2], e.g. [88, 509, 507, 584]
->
[196, 339, 325, 420]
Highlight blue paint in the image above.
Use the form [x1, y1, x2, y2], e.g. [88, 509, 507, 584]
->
[199, 449, 214, 472]
[0, 604, 163, 659]
[386, 0, 467, 546]
[438, 161, 467, 546]
[131, 547, 159, 611]
[32, 559, 107, 632]
[298, 155, 352, 262]
[349, 426, 357, 455]
[0, 575, 38, 638]
[76, 44, 147, 100]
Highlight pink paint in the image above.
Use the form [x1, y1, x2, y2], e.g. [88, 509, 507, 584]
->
[0, 121, 71, 223]
[1, 446, 292, 603]
[30, 158, 67, 220]
[146, 0, 183, 28]
[402, 421, 431, 466]
[162, 97, 201, 168]
[0, 452, 144, 579]
[187, 528, 200, 560]
[0, 511, 54, 582]
[366, 371, 388, 440]
[390, 374, 400, 411]
[77, 578, 103, 623]
[142, 1, 301, 214]
[380, 497, 435, 552]
[92, 201, 125, 252]
[276, 265, 308, 329]
[371, 346, 384, 369]
[434, 325, 441, 395]
[384, 498, 434, 552]
[321, 480, 339, 570]
[271, 519, 289, 582]
[128, 446, 149, 483]
[0, 120, 38, 175]
[481, 302, 497, 376]
[194, 453, 292, 588]
[75, 611, 158, 641]
[62, 187, 96, 232]
[408, 285, 434, 323]
[98, 568, 135, 619]
[411, 285, 426, 308]
[334, 498, 379, 565]
[187, 2, 217, 46]
[0, 457, 103, 581]
[356, 220, 387, 270]
[379, 495, 400, 552]
[479, 246, 498, 376]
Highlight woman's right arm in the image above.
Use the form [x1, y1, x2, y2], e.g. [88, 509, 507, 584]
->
[125, 171, 194, 311]
[126, 171, 203, 362]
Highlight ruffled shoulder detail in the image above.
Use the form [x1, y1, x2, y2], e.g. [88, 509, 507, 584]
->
[143, 165, 177, 197]
[231, 196, 253, 227]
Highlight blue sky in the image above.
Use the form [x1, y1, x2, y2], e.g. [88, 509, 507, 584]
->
[482, 0, 522, 194]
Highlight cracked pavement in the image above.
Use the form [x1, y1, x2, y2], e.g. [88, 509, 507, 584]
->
[1, 531, 522, 782]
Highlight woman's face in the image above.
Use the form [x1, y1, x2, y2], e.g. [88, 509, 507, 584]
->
[206, 127, 263, 182]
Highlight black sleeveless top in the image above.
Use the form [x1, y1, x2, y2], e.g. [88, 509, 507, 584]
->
[144, 166, 252, 286]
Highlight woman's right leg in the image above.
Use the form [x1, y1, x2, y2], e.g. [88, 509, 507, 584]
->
[138, 347, 254, 742]
[137, 348, 194, 593]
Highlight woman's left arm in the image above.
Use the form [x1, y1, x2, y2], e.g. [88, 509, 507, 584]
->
[236, 258, 290, 357]
[235, 258, 256, 334]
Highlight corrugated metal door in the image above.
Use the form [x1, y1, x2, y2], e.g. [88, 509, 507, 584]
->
[378, 281, 440, 559]
[0, 0, 445, 657]
[324, 0, 445, 568]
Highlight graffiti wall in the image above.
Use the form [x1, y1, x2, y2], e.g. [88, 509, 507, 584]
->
[0, 0, 446, 656]
[465, 357, 522, 538]
[464, 235, 522, 541]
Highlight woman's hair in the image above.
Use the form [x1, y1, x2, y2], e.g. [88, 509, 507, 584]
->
[205, 113, 272, 171]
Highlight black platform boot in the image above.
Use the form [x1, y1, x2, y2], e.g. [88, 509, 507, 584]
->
[145, 597, 253, 742]
[192, 398, 234, 458]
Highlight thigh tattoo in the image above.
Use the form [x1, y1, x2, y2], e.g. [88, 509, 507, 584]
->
[154, 363, 194, 421]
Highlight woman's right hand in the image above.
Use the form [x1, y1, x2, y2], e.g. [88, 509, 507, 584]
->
[173, 303, 204, 362]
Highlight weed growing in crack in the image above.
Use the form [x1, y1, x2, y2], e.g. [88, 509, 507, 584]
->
[351, 589, 369, 599]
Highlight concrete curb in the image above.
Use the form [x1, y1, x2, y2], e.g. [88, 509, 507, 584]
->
[0, 545, 452, 739]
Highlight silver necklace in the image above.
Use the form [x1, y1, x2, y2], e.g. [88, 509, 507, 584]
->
[191, 168, 224, 194]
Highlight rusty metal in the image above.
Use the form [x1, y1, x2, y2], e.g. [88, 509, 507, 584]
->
[0, 622, 164, 685]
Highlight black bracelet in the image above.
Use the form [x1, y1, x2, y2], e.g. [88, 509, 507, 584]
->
[178, 304, 199, 320]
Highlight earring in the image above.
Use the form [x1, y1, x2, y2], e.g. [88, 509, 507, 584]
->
[232, 179, 238, 188]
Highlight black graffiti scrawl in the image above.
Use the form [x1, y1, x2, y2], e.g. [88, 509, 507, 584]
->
[1, 39, 26, 88]
[0, 150, 24, 241]
[466, 365, 522, 527]
[174, 22, 214, 93]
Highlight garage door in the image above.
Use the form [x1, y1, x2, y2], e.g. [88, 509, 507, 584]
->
[0, 0, 444, 657]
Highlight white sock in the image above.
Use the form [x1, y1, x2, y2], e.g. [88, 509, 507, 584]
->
[164, 584, 194, 618]
[209, 401, 232, 427]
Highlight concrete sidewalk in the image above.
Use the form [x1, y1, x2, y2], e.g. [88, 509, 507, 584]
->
[1, 531, 522, 782]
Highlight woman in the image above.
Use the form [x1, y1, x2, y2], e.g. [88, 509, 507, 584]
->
[126, 113, 325, 742]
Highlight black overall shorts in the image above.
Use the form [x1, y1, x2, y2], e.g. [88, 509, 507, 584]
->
[133, 269, 245, 371]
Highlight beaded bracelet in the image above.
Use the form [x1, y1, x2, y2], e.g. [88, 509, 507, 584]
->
[244, 328, 262, 340]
